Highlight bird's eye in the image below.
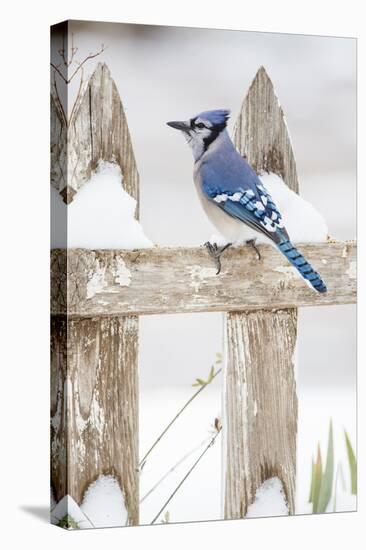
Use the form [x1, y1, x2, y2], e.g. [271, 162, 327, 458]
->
[196, 122, 206, 129]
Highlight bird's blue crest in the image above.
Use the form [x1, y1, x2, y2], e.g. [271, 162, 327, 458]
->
[195, 109, 230, 127]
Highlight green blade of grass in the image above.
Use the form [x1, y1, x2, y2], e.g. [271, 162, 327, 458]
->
[58, 514, 79, 529]
[312, 444, 323, 513]
[333, 462, 342, 512]
[309, 458, 315, 503]
[344, 430, 357, 494]
[317, 420, 334, 513]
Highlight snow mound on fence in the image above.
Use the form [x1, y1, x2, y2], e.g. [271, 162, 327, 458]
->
[256, 172, 328, 244]
[51, 161, 154, 249]
[210, 172, 328, 247]
[50, 475, 128, 529]
[246, 477, 289, 518]
[80, 474, 128, 528]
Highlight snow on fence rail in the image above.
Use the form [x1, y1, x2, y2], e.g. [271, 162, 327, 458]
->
[50, 62, 356, 525]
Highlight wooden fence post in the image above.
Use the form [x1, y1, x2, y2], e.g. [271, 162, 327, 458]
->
[51, 60, 140, 525]
[224, 67, 300, 517]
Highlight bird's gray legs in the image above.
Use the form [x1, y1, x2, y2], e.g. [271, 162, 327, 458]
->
[246, 239, 261, 260]
[205, 239, 260, 274]
[204, 241, 232, 275]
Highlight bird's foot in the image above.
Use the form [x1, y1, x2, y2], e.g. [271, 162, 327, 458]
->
[246, 239, 261, 260]
[204, 241, 232, 275]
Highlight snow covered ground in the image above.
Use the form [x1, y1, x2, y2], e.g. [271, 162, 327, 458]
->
[139, 385, 356, 525]
[246, 477, 288, 518]
[51, 475, 127, 529]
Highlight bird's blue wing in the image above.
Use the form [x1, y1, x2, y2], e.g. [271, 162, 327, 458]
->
[201, 160, 289, 243]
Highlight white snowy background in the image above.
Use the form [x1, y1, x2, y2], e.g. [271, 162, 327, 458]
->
[51, 21, 356, 526]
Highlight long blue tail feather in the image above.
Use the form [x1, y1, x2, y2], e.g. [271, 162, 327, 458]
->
[277, 240, 327, 293]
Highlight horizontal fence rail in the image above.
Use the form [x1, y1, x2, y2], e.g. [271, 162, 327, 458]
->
[51, 241, 356, 316]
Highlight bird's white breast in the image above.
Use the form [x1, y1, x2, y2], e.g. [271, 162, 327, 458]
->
[193, 161, 259, 244]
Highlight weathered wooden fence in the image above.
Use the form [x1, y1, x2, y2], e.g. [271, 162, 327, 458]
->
[51, 60, 140, 524]
[51, 57, 356, 525]
[225, 67, 300, 517]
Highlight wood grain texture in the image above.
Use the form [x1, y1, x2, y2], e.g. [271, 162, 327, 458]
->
[225, 67, 301, 518]
[50, 241, 356, 316]
[233, 66, 299, 193]
[51, 315, 139, 524]
[224, 310, 298, 517]
[50, 62, 139, 210]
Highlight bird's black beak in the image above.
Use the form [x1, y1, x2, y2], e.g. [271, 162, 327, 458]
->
[166, 120, 190, 131]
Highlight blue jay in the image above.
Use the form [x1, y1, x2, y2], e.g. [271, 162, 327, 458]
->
[167, 109, 327, 293]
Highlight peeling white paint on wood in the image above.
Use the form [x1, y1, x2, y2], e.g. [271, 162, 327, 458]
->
[112, 257, 132, 287]
[86, 261, 107, 299]
[188, 265, 219, 292]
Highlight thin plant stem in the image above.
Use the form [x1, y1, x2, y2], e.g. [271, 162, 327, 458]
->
[150, 427, 222, 525]
[139, 368, 222, 469]
[50, 45, 106, 85]
[140, 435, 212, 504]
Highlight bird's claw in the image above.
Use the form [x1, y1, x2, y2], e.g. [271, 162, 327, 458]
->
[246, 239, 261, 260]
[204, 241, 232, 275]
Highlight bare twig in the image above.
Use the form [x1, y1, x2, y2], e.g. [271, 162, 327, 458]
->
[51, 31, 105, 84]
[51, 36, 106, 126]
[140, 435, 212, 504]
[58, 34, 79, 67]
[50, 62, 68, 84]
[67, 44, 106, 84]
[69, 67, 85, 124]
[51, 43, 106, 85]
[150, 426, 222, 525]
[139, 367, 222, 469]
[51, 73, 67, 127]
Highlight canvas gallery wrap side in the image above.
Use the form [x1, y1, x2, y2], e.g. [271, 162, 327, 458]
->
[50, 20, 357, 529]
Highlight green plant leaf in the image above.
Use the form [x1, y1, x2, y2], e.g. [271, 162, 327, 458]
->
[309, 458, 315, 503]
[192, 378, 206, 387]
[317, 421, 334, 513]
[215, 352, 222, 364]
[312, 444, 323, 513]
[208, 366, 215, 382]
[58, 514, 79, 529]
[345, 430, 357, 494]
[333, 462, 341, 512]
